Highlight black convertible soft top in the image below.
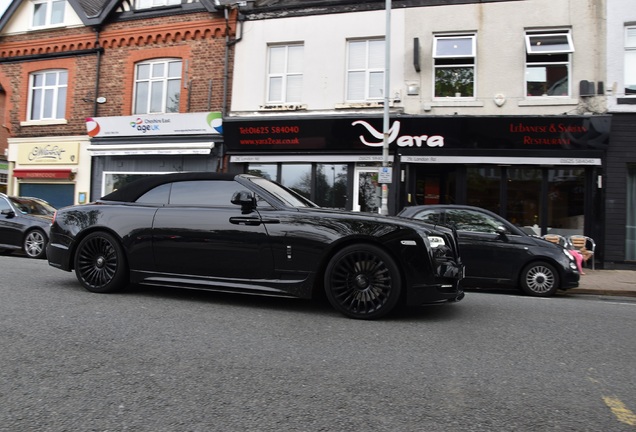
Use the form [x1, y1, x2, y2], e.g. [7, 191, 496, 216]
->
[100, 172, 239, 203]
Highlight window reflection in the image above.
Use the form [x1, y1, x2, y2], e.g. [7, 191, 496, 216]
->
[281, 164, 312, 199]
[315, 164, 347, 209]
[248, 164, 277, 181]
[466, 167, 501, 213]
[507, 168, 541, 228]
[547, 168, 584, 236]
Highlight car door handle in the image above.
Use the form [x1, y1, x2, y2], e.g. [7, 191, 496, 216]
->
[229, 217, 262, 226]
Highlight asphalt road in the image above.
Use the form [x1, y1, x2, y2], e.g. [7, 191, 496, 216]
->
[1, 255, 635, 432]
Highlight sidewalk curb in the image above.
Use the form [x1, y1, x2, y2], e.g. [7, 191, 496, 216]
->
[567, 288, 636, 298]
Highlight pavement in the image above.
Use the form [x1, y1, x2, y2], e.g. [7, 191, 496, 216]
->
[568, 269, 636, 298]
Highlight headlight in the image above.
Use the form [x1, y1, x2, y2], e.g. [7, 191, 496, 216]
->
[562, 248, 574, 261]
[428, 236, 446, 248]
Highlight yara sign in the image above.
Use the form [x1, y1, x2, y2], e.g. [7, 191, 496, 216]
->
[352, 120, 445, 148]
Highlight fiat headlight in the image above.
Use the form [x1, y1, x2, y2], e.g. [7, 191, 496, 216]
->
[428, 236, 446, 248]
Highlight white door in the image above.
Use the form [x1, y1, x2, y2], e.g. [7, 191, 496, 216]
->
[353, 166, 380, 213]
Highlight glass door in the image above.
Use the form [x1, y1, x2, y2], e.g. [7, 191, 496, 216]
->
[353, 166, 380, 213]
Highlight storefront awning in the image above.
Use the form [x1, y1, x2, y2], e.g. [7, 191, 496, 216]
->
[401, 155, 602, 166]
[230, 154, 394, 163]
[13, 169, 73, 179]
[87, 143, 215, 156]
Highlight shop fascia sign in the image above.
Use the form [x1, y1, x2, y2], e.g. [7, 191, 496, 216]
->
[352, 120, 445, 148]
[86, 112, 223, 138]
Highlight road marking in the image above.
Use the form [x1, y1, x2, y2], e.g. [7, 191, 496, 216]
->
[602, 396, 636, 426]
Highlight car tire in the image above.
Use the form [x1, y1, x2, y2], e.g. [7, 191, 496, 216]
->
[74, 231, 129, 293]
[23, 229, 47, 259]
[324, 244, 402, 319]
[520, 261, 559, 297]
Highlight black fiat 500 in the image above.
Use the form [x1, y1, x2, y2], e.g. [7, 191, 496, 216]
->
[47, 172, 465, 319]
[398, 204, 579, 297]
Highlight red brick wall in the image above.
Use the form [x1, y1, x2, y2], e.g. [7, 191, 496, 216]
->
[0, 10, 234, 139]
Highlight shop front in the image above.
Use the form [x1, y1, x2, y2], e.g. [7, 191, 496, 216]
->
[7, 136, 90, 208]
[85, 112, 223, 200]
[224, 114, 610, 254]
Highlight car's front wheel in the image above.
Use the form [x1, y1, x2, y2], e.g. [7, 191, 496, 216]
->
[520, 261, 559, 297]
[74, 231, 129, 293]
[23, 229, 47, 259]
[324, 244, 402, 319]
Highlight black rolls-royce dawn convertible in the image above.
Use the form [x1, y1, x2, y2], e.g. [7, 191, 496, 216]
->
[47, 172, 464, 319]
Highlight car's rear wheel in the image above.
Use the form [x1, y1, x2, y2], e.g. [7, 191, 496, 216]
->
[24, 229, 47, 259]
[74, 231, 128, 293]
[520, 261, 559, 297]
[324, 244, 402, 319]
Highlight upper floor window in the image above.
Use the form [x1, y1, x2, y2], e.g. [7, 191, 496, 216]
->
[32, 0, 65, 27]
[433, 34, 476, 98]
[346, 39, 384, 102]
[135, 0, 180, 9]
[625, 26, 636, 96]
[525, 31, 574, 97]
[133, 59, 182, 114]
[28, 70, 67, 121]
[267, 44, 303, 104]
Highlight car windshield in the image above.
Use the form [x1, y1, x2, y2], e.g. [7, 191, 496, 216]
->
[249, 177, 318, 208]
[9, 197, 56, 216]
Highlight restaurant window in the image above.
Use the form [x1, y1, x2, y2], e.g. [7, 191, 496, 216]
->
[133, 59, 182, 114]
[32, 0, 65, 27]
[247, 163, 348, 209]
[546, 168, 585, 237]
[466, 167, 501, 214]
[433, 34, 476, 98]
[525, 31, 574, 97]
[346, 39, 385, 102]
[267, 44, 304, 104]
[625, 26, 636, 96]
[28, 70, 67, 121]
[507, 168, 542, 229]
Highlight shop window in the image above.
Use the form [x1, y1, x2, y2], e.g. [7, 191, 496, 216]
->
[281, 164, 312, 200]
[133, 59, 182, 114]
[135, 0, 180, 9]
[546, 168, 585, 236]
[267, 44, 303, 104]
[247, 164, 278, 181]
[525, 31, 574, 97]
[466, 167, 501, 214]
[315, 164, 347, 209]
[507, 168, 541, 229]
[346, 39, 385, 102]
[433, 34, 476, 98]
[103, 172, 156, 196]
[625, 26, 636, 97]
[27, 70, 67, 121]
[32, 0, 65, 28]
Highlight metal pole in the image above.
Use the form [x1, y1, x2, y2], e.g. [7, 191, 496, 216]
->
[380, 0, 391, 215]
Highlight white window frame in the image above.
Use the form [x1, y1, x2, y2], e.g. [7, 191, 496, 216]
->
[27, 69, 67, 121]
[345, 38, 385, 102]
[31, 0, 66, 28]
[135, 0, 180, 9]
[625, 26, 636, 97]
[432, 34, 476, 99]
[133, 58, 182, 115]
[266, 44, 304, 104]
[525, 31, 574, 98]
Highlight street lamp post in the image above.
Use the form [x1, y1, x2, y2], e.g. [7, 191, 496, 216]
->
[379, 0, 391, 215]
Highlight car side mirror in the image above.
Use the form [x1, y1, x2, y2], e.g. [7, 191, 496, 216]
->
[231, 190, 256, 213]
[1, 209, 15, 218]
[495, 225, 508, 238]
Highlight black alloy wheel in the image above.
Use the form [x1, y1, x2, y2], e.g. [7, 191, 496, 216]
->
[74, 231, 128, 293]
[23, 229, 47, 259]
[324, 244, 402, 319]
[520, 261, 559, 297]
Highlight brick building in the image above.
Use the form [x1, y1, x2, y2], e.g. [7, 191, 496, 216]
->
[0, 0, 237, 205]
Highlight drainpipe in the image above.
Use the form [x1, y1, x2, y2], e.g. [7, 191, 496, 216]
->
[93, 29, 102, 117]
[222, 7, 244, 117]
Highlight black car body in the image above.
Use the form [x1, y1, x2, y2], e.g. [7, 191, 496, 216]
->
[47, 172, 464, 319]
[0, 193, 55, 259]
[397, 204, 579, 296]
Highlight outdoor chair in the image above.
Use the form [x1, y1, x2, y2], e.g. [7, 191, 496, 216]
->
[568, 235, 596, 270]
[543, 234, 568, 247]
